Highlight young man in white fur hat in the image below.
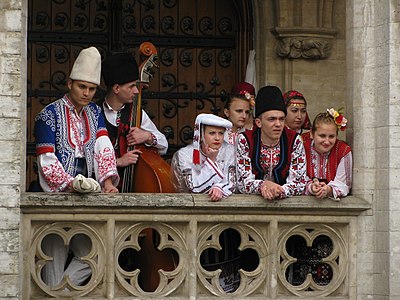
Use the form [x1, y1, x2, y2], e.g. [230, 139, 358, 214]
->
[34, 46, 119, 193]
[34, 47, 120, 288]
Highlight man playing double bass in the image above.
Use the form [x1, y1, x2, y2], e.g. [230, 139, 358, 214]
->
[98, 51, 168, 187]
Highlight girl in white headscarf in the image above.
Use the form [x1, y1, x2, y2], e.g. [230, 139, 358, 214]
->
[171, 113, 236, 201]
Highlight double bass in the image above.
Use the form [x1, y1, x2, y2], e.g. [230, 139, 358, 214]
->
[119, 42, 177, 292]
[120, 42, 176, 193]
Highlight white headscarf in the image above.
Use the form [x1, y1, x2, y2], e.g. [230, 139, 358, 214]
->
[192, 113, 232, 164]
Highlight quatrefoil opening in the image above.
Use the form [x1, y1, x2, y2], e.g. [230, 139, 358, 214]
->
[200, 228, 259, 293]
[117, 227, 179, 292]
[40, 232, 93, 288]
[284, 234, 334, 287]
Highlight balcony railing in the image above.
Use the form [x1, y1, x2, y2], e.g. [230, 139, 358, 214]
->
[21, 193, 370, 299]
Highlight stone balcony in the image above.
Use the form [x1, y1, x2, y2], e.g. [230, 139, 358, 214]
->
[21, 193, 370, 299]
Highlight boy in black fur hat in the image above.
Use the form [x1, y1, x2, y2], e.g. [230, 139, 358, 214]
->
[236, 85, 308, 200]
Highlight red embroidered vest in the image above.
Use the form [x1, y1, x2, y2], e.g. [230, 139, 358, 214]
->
[243, 127, 298, 185]
[302, 132, 351, 182]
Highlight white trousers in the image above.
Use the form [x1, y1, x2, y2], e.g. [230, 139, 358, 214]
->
[41, 234, 92, 287]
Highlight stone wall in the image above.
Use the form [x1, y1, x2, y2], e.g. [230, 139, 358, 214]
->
[254, 0, 347, 127]
[0, 0, 25, 299]
[347, 0, 400, 299]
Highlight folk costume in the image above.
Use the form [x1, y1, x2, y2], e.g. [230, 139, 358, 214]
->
[171, 114, 236, 196]
[302, 131, 353, 200]
[236, 86, 308, 196]
[98, 52, 168, 161]
[35, 48, 119, 192]
[34, 47, 119, 287]
[171, 114, 239, 292]
[35, 96, 119, 192]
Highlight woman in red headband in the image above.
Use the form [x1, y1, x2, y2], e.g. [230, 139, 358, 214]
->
[283, 90, 311, 134]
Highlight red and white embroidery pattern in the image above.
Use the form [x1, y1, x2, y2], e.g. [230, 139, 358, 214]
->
[95, 146, 117, 183]
[42, 162, 73, 192]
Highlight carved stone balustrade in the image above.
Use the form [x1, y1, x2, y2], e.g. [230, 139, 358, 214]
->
[271, 0, 338, 59]
[21, 193, 370, 299]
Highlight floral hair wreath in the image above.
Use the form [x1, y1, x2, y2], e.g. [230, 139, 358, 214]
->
[238, 90, 255, 109]
[327, 108, 347, 131]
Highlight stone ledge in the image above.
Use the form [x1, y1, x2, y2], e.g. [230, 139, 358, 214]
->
[21, 193, 371, 216]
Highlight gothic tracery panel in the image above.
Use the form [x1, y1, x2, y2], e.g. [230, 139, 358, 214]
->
[278, 224, 348, 297]
[30, 222, 106, 298]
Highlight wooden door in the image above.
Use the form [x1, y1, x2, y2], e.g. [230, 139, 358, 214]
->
[27, 0, 253, 190]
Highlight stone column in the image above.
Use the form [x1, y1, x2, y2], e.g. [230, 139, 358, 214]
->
[0, 0, 26, 298]
[347, 0, 400, 298]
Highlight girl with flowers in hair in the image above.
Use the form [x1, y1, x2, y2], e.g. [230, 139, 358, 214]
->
[302, 108, 352, 200]
[223, 82, 255, 145]
[283, 90, 312, 134]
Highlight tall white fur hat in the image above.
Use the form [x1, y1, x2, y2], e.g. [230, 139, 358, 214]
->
[192, 113, 232, 164]
[69, 46, 101, 85]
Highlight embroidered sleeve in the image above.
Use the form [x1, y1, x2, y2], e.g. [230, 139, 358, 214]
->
[282, 135, 308, 197]
[328, 151, 353, 200]
[94, 135, 120, 187]
[37, 153, 74, 192]
[236, 133, 263, 194]
[34, 107, 56, 155]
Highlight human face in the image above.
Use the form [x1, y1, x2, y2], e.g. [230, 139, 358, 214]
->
[311, 122, 337, 154]
[114, 80, 139, 104]
[201, 125, 226, 151]
[67, 79, 97, 112]
[223, 98, 251, 131]
[285, 99, 307, 131]
[255, 110, 285, 145]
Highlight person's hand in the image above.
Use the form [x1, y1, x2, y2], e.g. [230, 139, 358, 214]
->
[117, 149, 142, 167]
[126, 127, 152, 146]
[202, 143, 219, 162]
[102, 178, 119, 193]
[261, 180, 285, 200]
[310, 178, 323, 195]
[314, 182, 332, 199]
[209, 187, 224, 202]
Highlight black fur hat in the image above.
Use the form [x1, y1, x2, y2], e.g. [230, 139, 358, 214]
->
[102, 52, 139, 86]
[255, 86, 287, 117]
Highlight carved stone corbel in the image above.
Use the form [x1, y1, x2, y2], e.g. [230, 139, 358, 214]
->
[275, 36, 332, 59]
[271, 0, 338, 59]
